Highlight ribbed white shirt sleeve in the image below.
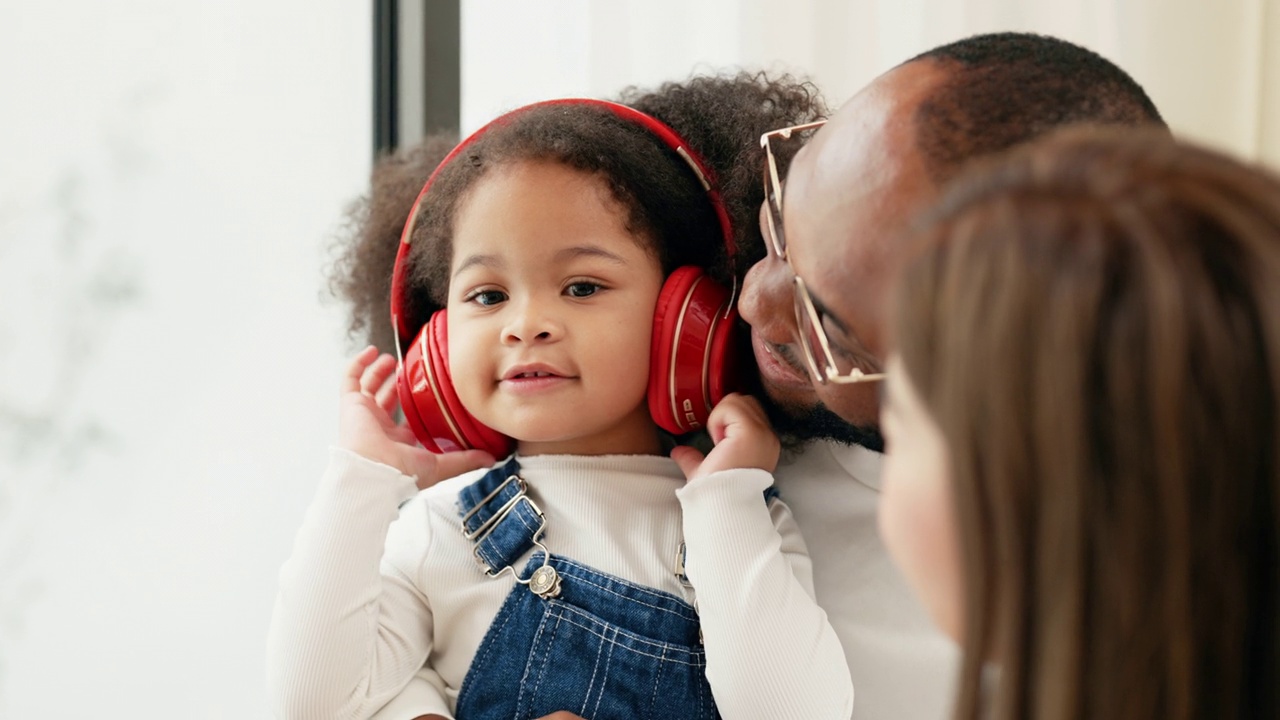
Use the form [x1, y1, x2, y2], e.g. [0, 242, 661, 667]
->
[266, 447, 445, 720]
[677, 468, 855, 720]
[367, 665, 453, 720]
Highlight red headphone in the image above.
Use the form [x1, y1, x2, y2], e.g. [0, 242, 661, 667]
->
[390, 99, 741, 458]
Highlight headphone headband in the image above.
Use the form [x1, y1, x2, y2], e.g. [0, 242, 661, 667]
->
[388, 98, 735, 343]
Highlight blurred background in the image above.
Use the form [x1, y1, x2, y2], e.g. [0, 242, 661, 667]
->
[1, 1, 1275, 717]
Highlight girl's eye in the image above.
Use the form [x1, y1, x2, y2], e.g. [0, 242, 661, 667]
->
[466, 289, 507, 306]
[565, 282, 602, 298]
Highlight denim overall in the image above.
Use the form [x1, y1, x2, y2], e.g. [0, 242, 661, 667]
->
[453, 458, 721, 720]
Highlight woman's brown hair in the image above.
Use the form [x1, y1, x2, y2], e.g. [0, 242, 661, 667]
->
[892, 127, 1280, 719]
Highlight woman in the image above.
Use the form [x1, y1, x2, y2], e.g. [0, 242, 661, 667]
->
[879, 127, 1280, 718]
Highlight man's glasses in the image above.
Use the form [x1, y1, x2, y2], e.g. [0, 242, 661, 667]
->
[760, 121, 885, 385]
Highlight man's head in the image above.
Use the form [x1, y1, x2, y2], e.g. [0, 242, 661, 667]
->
[738, 32, 1167, 450]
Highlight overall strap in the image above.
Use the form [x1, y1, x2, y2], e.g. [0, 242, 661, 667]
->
[457, 457, 546, 575]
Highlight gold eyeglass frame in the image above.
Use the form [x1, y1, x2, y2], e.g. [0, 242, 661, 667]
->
[760, 121, 885, 385]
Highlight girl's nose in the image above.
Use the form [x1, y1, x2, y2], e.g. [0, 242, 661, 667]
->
[502, 299, 564, 344]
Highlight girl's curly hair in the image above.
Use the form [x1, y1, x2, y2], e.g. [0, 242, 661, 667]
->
[327, 71, 826, 355]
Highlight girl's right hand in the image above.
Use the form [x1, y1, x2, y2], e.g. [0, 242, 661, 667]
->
[338, 346, 495, 489]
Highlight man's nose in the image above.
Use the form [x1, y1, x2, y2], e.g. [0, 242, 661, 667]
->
[738, 254, 796, 343]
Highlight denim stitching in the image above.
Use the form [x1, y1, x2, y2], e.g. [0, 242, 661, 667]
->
[556, 556, 687, 603]
[515, 501, 540, 534]
[554, 558, 698, 622]
[458, 462, 521, 534]
[527, 609, 563, 715]
[587, 624, 616, 719]
[456, 594, 519, 704]
[514, 603, 556, 718]
[701, 662, 712, 720]
[647, 640, 668, 716]
[478, 502, 542, 571]
[703, 654, 715, 720]
[568, 575, 697, 621]
[580, 613, 606, 718]
[555, 603, 702, 657]
[694, 660, 703, 720]
[552, 610, 705, 665]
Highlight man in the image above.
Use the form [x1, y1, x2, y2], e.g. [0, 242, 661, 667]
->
[735, 31, 1165, 719]
[379, 32, 1165, 719]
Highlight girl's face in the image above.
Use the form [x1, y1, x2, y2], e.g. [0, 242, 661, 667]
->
[879, 354, 965, 642]
[447, 160, 665, 456]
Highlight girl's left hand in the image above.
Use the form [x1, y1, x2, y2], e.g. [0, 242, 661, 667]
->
[670, 392, 781, 482]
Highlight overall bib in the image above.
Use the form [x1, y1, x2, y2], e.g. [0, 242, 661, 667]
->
[453, 458, 721, 720]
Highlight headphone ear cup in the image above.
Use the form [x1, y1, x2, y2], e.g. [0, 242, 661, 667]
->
[427, 311, 514, 458]
[704, 301, 741, 406]
[398, 310, 513, 458]
[648, 266, 742, 434]
[396, 329, 441, 452]
[397, 316, 463, 454]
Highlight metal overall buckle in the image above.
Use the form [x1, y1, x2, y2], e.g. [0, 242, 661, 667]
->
[460, 472, 562, 599]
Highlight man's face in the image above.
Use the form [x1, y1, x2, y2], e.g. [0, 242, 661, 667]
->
[738, 60, 945, 448]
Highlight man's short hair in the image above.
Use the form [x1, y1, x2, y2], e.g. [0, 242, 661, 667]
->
[909, 32, 1167, 182]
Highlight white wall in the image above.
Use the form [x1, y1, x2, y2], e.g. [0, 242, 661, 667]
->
[0, 2, 369, 718]
[461, 0, 1280, 163]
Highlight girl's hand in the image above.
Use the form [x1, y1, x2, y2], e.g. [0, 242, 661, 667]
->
[670, 392, 780, 482]
[338, 346, 494, 489]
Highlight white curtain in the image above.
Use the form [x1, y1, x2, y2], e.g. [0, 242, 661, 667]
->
[462, 0, 1280, 165]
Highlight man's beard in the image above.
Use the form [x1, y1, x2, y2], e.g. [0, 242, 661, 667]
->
[731, 320, 884, 452]
[758, 392, 885, 453]
[738, 349, 885, 452]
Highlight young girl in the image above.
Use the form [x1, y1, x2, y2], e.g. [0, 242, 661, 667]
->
[880, 127, 1280, 719]
[268, 75, 853, 720]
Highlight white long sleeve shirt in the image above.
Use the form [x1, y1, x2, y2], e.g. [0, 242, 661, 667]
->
[267, 449, 853, 720]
